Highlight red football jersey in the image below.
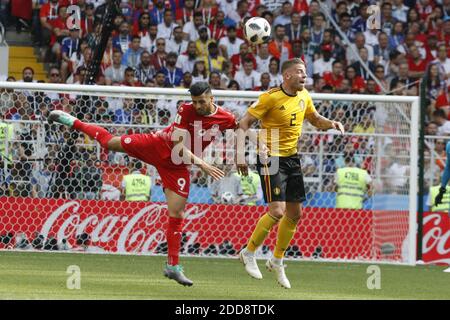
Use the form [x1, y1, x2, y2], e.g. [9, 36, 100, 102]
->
[159, 102, 237, 155]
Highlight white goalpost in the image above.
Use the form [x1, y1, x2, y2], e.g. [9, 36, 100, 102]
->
[0, 81, 419, 265]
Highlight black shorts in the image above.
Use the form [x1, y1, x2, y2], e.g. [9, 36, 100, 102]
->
[256, 154, 306, 203]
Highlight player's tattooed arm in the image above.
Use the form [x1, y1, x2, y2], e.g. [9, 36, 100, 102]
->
[305, 111, 345, 134]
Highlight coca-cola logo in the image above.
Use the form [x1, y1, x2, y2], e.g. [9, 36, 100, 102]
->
[422, 213, 450, 264]
[39, 201, 209, 254]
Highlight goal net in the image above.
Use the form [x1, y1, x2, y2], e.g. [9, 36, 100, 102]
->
[0, 82, 419, 265]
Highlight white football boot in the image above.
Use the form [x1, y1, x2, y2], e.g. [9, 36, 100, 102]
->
[239, 248, 263, 279]
[266, 259, 291, 289]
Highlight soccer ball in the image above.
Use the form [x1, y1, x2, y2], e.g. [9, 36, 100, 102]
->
[221, 191, 234, 204]
[244, 17, 271, 45]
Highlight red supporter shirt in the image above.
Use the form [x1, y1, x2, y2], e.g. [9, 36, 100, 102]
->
[175, 7, 194, 24]
[50, 17, 67, 46]
[408, 56, 430, 73]
[158, 103, 237, 155]
[350, 76, 366, 93]
[323, 72, 344, 89]
[230, 53, 257, 75]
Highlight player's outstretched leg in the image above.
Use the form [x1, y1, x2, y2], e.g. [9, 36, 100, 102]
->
[163, 189, 193, 286]
[48, 110, 118, 151]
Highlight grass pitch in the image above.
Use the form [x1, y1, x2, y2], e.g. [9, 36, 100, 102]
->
[0, 251, 449, 300]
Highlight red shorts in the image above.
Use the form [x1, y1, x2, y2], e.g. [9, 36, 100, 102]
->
[120, 133, 190, 198]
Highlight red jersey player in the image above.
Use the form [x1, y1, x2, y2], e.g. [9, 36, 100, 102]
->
[48, 82, 237, 286]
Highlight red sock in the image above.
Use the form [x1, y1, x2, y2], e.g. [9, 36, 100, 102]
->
[73, 120, 113, 150]
[166, 216, 184, 266]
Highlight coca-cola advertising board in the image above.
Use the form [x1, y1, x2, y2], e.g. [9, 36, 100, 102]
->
[0, 197, 413, 262]
[422, 212, 450, 265]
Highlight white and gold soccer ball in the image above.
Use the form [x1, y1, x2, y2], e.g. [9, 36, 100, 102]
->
[244, 17, 271, 45]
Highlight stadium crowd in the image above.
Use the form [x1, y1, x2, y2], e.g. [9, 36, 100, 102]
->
[0, 0, 450, 201]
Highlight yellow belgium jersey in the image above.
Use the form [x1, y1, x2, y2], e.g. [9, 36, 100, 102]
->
[247, 86, 316, 157]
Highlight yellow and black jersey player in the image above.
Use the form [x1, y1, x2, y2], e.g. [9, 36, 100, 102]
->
[236, 57, 345, 289]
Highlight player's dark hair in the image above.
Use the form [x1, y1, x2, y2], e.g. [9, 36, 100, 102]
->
[281, 58, 305, 74]
[189, 82, 212, 96]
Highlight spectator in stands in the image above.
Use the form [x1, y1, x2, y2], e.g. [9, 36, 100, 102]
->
[218, 26, 244, 60]
[301, 0, 319, 30]
[113, 21, 132, 54]
[230, 42, 256, 75]
[122, 35, 144, 69]
[235, 58, 261, 91]
[176, 41, 197, 74]
[135, 50, 155, 85]
[380, 2, 396, 36]
[426, 122, 439, 136]
[49, 5, 70, 61]
[323, 60, 344, 91]
[313, 44, 334, 78]
[81, 3, 96, 37]
[209, 71, 223, 90]
[365, 79, 380, 95]
[336, 12, 355, 46]
[273, 1, 293, 26]
[175, 0, 195, 25]
[389, 21, 405, 51]
[104, 49, 127, 85]
[180, 72, 193, 89]
[167, 26, 189, 56]
[122, 67, 143, 87]
[20, 67, 35, 83]
[254, 43, 271, 75]
[268, 57, 283, 88]
[351, 47, 375, 80]
[390, 61, 414, 92]
[426, 62, 447, 103]
[191, 60, 208, 84]
[114, 97, 136, 124]
[154, 70, 167, 88]
[196, 25, 214, 57]
[60, 27, 81, 82]
[407, 44, 430, 80]
[285, 12, 302, 42]
[203, 42, 225, 74]
[432, 109, 450, 136]
[209, 10, 227, 42]
[39, 0, 60, 50]
[31, 158, 55, 198]
[157, 9, 179, 40]
[434, 138, 447, 170]
[150, 0, 167, 25]
[267, 24, 293, 66]
[134, 11, 151, 38]
[351, 1, 369, 33]
[161, 52, 184, 87]
[183, 11, 206, 41]
[140, 22, 158, 54]
[150, 37, 167, 71]
[347, 32, 374, 65]
[373, 32, 391, 66]
[434, 44, 450, 79]
[75, 155, 103, 200]
[392, 0, 410, 23]
[255, 72, 271, 91]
